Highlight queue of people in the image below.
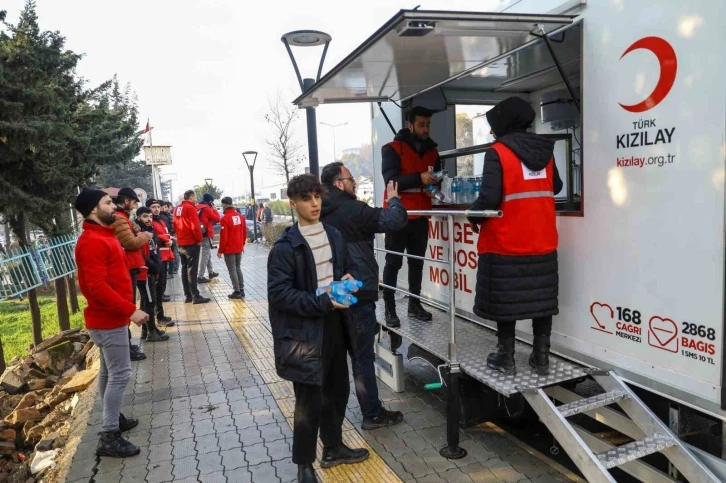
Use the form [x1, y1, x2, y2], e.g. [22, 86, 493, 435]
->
[70, 96, 559, 477]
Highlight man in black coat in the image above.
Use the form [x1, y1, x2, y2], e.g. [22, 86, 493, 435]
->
[320, 162, 408, 430]
[268, 174, 369, 482]
[469, 96, 563, 376]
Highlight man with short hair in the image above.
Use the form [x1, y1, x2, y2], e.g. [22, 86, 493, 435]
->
[173, 190, 210, 305]
[320, 162, 408, 430]
[381, 106, 442, 327]
[268, 174, 369, 482]
[148, 200, 175, 326]
[197, 193, 221, 283]
[74, 188, 147, 458]
[217, 197, 246, 299]
[161, 201, 178, 276]
[112, 187, 151, 362]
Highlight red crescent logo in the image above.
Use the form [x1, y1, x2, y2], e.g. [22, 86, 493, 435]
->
[619, 37, 678, 113]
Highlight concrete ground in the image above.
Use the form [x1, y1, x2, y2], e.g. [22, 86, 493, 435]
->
[66, 243, 576, 483]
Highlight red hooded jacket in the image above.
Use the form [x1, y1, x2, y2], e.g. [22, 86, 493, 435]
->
[152, 217, 175, 262]
[173, 200, 203, 246]
[198, 203, 221, 239]
[75, 221, 137, 330]
[218, 208, 246, 255]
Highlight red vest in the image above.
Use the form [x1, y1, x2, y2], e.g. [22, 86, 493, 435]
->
[477, 142, 558, 255]
[383, 140, 438, 219]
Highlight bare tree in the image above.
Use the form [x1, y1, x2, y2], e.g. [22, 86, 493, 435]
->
[265, 93, 303, 221]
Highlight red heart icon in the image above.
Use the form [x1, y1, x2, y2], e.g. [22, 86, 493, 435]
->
[590, 302, 614, 333]
[649, 316, 678, 347]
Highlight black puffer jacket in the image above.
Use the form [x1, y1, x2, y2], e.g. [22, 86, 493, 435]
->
[320, 186, 407, 303]
[470, 131, 562, 323]
[267, 223, 357, 385]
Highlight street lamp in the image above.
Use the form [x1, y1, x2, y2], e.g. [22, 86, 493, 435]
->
[281, 29, 332, 178]
[242, 151, 259, 243]
[204, 178, 213, 194]
[320, 122, 348, 161]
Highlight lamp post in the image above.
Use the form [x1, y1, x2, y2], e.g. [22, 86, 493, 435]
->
[204, 178, 213, 194]
[320, 122, 348, 161]
[281, 30, 332, 178]
[242, 151, 259, 243]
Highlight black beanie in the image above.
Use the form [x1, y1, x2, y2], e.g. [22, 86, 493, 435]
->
[485, 96, 536, 137]
[203, 193, 214, 203]
[74, 188, 108, 218]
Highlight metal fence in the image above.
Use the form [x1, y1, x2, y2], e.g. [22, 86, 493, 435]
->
[0, 235, 78, 301]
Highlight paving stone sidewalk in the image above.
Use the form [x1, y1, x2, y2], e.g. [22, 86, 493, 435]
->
[66, 243, 575, 483]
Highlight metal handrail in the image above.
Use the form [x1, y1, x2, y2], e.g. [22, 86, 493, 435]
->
[376, 208, 502, 365]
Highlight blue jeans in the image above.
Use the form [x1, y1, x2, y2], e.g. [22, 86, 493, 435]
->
[348, 302, 382, 419]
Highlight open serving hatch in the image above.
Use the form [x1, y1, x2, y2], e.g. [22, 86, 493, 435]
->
[293, 10, 577, 108]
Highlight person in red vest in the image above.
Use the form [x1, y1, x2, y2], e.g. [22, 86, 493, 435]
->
[381, 106, 441, 327]
[74, 188, 148, 458]
[216, 197, 247, 299]
[112, 187, 151, 362]
[468, 96, 563, 376]
[148, 199, 175, 327]
[173, 190, 210, 304]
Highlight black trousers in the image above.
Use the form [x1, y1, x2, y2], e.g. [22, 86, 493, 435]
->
[129, 269, 139, 344]
[292, 311, 350, 464]
[382, 217, 429, 301]
[497, 316, 553, 338]
[178, 244, 200, 298]
[156, 262, 168, 317]
[137, 278, 158, 333]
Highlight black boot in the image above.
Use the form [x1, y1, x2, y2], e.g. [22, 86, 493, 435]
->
[140, 325, 148, 340]
[320, 444, 370, 468]
[297, 464, 317, 482]
[487, 336, 516, 375]
[408, 299, 432, 321]
[384, 300, 400, 328]
[529, 335, 551, 375]
[119, 413, 139, 432]
[96, 431, 141, 458]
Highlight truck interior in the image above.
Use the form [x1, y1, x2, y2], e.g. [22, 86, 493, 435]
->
[293, 9, 723, 482]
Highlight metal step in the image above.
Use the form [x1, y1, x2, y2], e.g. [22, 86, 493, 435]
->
[557, 390, 629, 417]
[597, 434, 676, 469]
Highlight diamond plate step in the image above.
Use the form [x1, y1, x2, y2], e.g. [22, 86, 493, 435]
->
[597, 434, 677, 469]
[557, 390, 629, 417]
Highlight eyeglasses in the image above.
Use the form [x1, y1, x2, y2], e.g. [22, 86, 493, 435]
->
[336, 177, 355, 183]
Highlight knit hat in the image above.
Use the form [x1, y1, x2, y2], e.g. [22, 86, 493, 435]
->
[74, 188, 108, 218]
[117, 187, 140, 202]
[135, 206, 152, 217]
[203, 193, 214, 203]
[485, 96, 535, 137]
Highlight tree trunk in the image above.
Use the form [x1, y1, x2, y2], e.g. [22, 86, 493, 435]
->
[68, 274, 80, 313]
[10, 214, 43, 346]
[0, 337, 6, 373]
[55, 277, 70, 332]
[27, 289, 43, 346]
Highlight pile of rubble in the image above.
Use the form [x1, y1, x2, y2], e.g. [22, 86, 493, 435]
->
[0, 329, 98, 482]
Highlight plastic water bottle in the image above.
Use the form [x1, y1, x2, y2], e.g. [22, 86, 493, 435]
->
[459, 177, 469, 204]
[341, 280, 363, 292]
[451, 178, 461, 204]
[315, 280, 363, 296]
[335, 294, 358, 306]
[470, 177, 481, 203]
[427, 185, 445, 202]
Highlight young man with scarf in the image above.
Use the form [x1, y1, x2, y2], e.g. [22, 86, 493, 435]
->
[74, 188, 147, 458]
[135, 207, 170, 342]
[148, 199, 175, 325]
[268, 175, 369, 482]
[468, 96, 563, 376]
[112, 187, 151, 362]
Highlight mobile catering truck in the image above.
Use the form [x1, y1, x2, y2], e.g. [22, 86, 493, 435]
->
[291, 0, 726, 481]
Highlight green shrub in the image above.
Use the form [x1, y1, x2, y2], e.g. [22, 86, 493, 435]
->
[262, 222, 292, 246]
[268, 200, 295, 217]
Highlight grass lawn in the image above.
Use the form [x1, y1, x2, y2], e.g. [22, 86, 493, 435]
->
[0, 294, 87, 364]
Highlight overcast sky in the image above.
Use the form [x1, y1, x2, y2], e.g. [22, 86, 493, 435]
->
[4, 0, 509, 199]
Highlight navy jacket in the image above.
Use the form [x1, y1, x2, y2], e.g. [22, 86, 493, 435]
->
[267, 222, 357, 385]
